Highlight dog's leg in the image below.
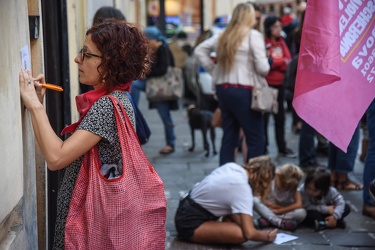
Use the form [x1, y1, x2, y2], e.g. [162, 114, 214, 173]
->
[201, 126, 209, 157]
[188, 127, 195, 152]
[210, 126, 217, 155]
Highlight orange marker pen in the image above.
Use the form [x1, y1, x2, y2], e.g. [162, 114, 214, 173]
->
[41, 83, 63, 92]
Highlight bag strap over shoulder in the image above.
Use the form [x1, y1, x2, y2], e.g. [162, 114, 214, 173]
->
[106, 95, 138, 140]
[248, 32, 268, 88]
[107, 94, 154, 173]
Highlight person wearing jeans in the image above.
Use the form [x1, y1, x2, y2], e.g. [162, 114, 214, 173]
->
[139, 26, 178, 154]
[154, 101, 176, 148]
[363, 98, 375, 218]
[299, 121, 319, 168]
[130, 79, 146, 106]
[299, 121, 329, 168]
[194, 3, 270, 165]
[216, 85, 265, 165]
[329, 125, 362, 190]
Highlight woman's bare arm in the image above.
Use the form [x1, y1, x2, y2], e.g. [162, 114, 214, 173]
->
[239, 213, 277, 242]
[20, 69, 101, 171]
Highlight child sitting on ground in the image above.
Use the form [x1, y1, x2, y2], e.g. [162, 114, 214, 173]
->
[253, 164, 306, 231]
[299, 167, 351, 231]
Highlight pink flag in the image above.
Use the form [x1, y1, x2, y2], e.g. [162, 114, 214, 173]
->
[293, 0, 375, 152]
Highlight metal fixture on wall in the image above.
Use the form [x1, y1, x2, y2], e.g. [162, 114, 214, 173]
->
[29, 16, 40, 39]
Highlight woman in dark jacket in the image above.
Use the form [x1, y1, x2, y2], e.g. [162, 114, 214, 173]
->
[132, 26, 178, 154]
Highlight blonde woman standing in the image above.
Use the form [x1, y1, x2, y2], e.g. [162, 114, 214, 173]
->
[194, 3, 270, 165]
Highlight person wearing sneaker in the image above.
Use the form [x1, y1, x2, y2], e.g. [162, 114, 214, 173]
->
[253, 164, 306, 231]
[174, 155, 277, 245]
[299, 167, 351, 231]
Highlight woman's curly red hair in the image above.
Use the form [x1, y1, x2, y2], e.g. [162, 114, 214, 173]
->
[86, 20, 152, 91]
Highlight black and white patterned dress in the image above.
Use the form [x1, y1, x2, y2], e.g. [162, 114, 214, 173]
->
[52, 91, 135, 250]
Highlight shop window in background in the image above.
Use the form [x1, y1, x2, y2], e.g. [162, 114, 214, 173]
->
[147, 0, 201, 42]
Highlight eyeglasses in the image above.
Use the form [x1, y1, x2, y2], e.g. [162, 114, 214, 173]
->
[79, 47, 102, 61]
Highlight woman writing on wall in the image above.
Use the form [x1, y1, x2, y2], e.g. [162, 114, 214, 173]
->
[19, 21, 166, 249]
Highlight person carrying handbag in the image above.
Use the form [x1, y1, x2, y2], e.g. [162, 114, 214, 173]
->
[19, 21, 166, 249]
[146, 26, 179, 155]
[194, 3, 270, 165]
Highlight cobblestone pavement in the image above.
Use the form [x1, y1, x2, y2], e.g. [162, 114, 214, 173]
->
[137, 94, 375, 249]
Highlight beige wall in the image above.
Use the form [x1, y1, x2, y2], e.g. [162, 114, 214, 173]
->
[0, 0, 42, 249]
[67, 0, 81, 124]
[0, 0, 26, 225]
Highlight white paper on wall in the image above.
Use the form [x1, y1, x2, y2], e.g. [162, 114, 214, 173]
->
[20, 45, 31, 70]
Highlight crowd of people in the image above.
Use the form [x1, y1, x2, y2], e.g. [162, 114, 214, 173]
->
[177, 1, 375, 245]
[18, 1, 375, 248]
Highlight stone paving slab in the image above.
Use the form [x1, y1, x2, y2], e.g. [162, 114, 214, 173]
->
[324, 232, 375, 247]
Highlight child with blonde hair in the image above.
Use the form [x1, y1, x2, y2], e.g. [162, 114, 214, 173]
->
[254, 164, 306, 231]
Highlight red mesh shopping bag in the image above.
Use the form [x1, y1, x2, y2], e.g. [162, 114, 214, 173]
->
[65, 95, 166, 250]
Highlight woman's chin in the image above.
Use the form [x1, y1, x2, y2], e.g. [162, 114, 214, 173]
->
[80, 81, 95, 87]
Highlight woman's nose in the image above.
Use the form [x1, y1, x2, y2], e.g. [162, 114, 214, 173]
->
[74, 55, 81, 64]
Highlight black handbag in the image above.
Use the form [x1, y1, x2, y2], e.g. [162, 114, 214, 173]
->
[126, 92, 151, 145]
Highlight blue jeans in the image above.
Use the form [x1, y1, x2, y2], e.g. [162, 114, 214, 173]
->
[328, 125, 360, 173]
[130, 79, 146, 106]
[299, 121, 318, 167]
[154, 101, 176, 147]
[216, 85, 265, 165]
[131, 79, 175, 146]
[363, 98, 375, 206]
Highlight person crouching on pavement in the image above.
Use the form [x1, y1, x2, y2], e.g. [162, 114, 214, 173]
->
[174, 155, 277, 245]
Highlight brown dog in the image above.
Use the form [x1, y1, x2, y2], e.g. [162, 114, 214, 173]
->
[187, 104, 217, 157]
